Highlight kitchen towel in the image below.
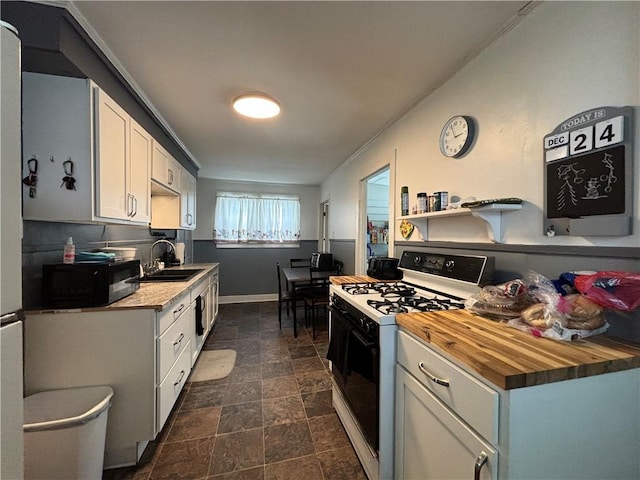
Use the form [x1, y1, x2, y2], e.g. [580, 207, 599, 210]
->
[195, 296, 204, 336]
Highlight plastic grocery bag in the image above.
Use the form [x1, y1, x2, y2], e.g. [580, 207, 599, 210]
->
[574, 271, 640, 311]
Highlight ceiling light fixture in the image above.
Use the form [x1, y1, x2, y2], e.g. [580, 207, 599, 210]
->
[232, 93, 281, 119]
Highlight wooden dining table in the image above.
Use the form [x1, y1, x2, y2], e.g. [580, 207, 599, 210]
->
[281, 267, 334, 337]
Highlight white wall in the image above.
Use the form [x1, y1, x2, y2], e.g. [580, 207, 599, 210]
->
[321, 2, 640, 247]
[194, 178, 320, 241]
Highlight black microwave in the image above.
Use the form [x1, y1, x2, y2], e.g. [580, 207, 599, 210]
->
[42, 260, 141, 308]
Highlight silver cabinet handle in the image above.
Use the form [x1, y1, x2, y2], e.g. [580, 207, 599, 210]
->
[173, 333, 184, 347]
[126, 193, 134, 216]
[132, 196, 138, 217]
[168, 169, 174, 185]
[474, 451, 488, 480]
[173, 370, 185, 387]
[173, 303, 185, 317]
[418, 362, 450, 387]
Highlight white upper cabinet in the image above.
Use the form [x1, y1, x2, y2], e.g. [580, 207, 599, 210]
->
[180, 171, 196, 229]
[151, 165, 197, 230]
[128, 119, 152, 223]
[22, 73, 150, 226]
[151, 141, 181, 195]
[95, 88, 129, 221]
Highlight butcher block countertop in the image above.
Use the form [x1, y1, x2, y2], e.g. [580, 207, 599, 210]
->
[330, 275, 390, 285]
[397, 309, 640, 390]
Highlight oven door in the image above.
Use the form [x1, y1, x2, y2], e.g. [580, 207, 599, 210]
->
[328, 306, 379, 451]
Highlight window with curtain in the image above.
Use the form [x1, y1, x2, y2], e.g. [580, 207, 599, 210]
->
[214, 192, 301, 246]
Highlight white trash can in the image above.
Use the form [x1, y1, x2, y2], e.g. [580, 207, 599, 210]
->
[23, 386, 114, 480]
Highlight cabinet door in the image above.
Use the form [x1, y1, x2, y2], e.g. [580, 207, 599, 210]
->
[129, 120, 151, 224]
[395, 366, 497, 480]
[95, 88, 129, 221]
[187, 173, 197, 228]
[168, 158, 181, 193]
[151, 140, 169, 186]
[180, 171, 197, 229]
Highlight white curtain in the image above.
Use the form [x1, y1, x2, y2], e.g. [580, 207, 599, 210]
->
[214, 193, 300, 244]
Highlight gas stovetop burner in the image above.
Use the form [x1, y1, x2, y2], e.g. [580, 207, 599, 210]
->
[367, 299, 409, 315]
[380, 287, 416, 299]
[365, 293, 465, 315]
[342, 283, 379, 295]
[401, 296, 465, 311]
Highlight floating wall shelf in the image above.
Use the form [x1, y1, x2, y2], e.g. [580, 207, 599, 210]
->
[398, 203, 522, 243]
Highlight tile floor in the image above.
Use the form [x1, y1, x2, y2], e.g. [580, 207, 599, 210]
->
[103, 301, 366, 480]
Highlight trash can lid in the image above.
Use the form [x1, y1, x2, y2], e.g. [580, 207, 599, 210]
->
[24, 386, 114, 432]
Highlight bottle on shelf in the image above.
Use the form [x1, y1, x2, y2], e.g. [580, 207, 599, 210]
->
[401, 186, 409, 216]
[63, 236, 75, 264]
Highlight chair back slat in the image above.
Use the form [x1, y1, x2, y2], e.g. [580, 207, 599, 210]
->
[290, 257, 311, 269]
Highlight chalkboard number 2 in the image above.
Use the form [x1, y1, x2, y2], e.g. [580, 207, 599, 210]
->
[569, 115, 624, 155]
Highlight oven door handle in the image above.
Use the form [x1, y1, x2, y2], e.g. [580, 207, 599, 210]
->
[351, 329, 375, 348]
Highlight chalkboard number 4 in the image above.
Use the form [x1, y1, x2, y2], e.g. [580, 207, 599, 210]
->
[569, 116, 624, 155]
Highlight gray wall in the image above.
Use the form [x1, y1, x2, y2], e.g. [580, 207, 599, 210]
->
[194, 240, 318, 297]
[23, 220, 191, 309]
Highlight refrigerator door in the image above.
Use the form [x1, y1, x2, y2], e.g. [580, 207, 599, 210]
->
[0, 318, 24, 479]
[0, 22, 24, 480]
[1, 21, 22, 316]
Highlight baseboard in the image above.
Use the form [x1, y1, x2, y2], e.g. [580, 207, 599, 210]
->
[219, 294, 277, 304]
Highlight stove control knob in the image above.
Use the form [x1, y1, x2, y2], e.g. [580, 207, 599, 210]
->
[445, 260, 455, 271]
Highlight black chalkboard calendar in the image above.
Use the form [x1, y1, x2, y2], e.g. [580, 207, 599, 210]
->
[543, 106, 634, 236]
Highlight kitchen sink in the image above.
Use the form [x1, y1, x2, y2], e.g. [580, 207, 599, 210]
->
[140, 268, 204, 283]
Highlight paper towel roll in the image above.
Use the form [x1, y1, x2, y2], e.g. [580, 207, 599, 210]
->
[174, 242, 185, 265]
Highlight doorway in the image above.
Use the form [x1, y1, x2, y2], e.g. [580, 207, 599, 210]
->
[361, 167, 390, 273]
[320, 200, 329, 252]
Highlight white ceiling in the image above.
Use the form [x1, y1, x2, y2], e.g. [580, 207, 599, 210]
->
[67, 1, 533, 185]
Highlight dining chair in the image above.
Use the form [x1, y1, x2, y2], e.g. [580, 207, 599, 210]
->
[304, 267, 338, 339]
[277, 262, 306, 330]
[288, 257, 312, 291]
[290, 257, 311, 268]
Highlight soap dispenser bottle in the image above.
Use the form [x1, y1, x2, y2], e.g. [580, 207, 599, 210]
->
[63, 237, 75, 264]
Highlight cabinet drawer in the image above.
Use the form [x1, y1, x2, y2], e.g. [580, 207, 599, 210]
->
[157, 341, 191, 431]
[157, 308, 192, 383]
[397, 330, 499, 444]
[190, 277, 209, 304]
[157, 290, 190, 335]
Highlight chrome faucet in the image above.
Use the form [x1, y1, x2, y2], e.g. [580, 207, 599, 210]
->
[149, 239, 176, 264]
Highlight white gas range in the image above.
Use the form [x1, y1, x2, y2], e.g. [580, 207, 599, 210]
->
[327, 250, 494, 480]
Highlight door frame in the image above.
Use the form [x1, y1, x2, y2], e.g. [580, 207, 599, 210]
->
[319, 198, 330, 252]
[356, 153, 396, 275]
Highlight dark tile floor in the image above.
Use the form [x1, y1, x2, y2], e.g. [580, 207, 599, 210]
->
[103, 302, 366, 480]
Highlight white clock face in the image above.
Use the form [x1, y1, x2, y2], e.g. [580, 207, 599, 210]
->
[440, 116, 473, 157]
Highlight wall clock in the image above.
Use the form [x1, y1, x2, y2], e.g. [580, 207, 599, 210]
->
[439, 115, 475, 158]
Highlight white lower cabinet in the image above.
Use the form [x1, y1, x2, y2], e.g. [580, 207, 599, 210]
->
[157, 297, 192, 383]
[395, 332, 497, 480]
[190, 278, 210, 365]
[396, 367, 496, 480]
[395, 330, 640, 480]
[23, 270, 217, 469]
[157, 342, 191, 430]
